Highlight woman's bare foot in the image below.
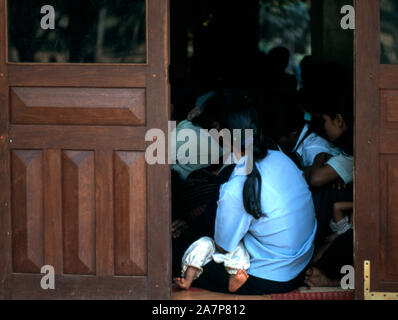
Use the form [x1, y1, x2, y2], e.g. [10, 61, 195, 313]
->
[173, 278, 190, 290]
[304, 267, 340, 287]
[228, 270, 249, 293]
[173, 266, 199, 290]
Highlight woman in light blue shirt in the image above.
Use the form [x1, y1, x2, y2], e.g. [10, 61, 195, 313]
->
[191, 101, 317, 294]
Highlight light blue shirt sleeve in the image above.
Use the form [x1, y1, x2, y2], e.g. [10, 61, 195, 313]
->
[214, 186, 253, 253]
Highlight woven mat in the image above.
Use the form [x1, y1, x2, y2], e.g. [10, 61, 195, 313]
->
[172, 285, 355, 300]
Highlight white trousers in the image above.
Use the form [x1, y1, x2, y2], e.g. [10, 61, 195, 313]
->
[181, 236, 250, 280]
[329, 216, 353, 235]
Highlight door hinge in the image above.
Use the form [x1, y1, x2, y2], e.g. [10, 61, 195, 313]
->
[364, 260, 398, 300]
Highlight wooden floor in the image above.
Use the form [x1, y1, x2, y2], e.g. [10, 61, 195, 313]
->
[172, 286, 352, 300]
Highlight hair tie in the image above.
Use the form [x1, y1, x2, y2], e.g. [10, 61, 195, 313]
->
[304, 112, 312, 122]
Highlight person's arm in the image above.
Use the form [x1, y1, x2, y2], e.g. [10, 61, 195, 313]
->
[310, 165, 340, 188]
[214, 189, 252, 254]
[309, 153, 339, 187]
[333, 202, 353, 223]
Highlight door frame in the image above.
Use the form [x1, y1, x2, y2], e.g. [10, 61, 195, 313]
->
[354, 0, 378, 300]
[0, 0, 10, 300]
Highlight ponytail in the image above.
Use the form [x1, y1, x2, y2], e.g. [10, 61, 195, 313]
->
[243, 136, 268, 219]
[216, 90, 269, 219]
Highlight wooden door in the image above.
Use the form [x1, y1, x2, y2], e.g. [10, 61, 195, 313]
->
[0, 0, 171, 299]
[355, 0, 398, 300]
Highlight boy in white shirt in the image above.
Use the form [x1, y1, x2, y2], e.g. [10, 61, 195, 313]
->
[273, 103, 339, 179]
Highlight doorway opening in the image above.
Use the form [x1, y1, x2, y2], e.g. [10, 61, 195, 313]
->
[169, 0, 354, 299]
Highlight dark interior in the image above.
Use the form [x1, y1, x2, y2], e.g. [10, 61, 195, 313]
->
[169, 0, 353, 122]
[169, 0, 355, 286]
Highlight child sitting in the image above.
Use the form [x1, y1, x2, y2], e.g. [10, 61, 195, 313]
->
[304, 93, 355, 287]
[309, 93, 354, 188]
[175, 97, 316, 295]
[312, 201, 353, 264]
[173, 236, 250, 293]
[270, 100, 338, 175]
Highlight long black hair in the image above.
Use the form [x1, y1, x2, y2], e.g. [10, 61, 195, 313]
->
[191, 92, 226, 130]
[322, 92, 354, 156]
[223, 93, 269, 219]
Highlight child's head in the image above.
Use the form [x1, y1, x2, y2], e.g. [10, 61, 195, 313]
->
[224, 95, 262, 150]
[322, 113, 347, 142]
[191, 91, 228, 130]
[268, 46, 290, 72]
[268, 99, 305, 151]
[321, 94, 353, 155]
[195, 89, 254, 132]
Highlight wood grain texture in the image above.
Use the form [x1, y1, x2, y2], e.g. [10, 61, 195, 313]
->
[356, 0, 398, 298]
[2, 0, 170, 300]
[11, 150, 44, 273]
[9, 125, 147, 151]
[62, 151, 96, 275]
[43, 149, 63, 274]
[5, 274, 147, 300]
[10, 87, 146, 126]
[385, 162, 398, 279]
[114, 152, 147, 276]
[380, 128, 398, 154]
[379, 156, 398, 284]
[8, 64, 146, 88]
[381, 89, 398, 127]
[380, 65, 398, 89]
[146, 0, 172, 300]
[95, 150, 114, 277]
[0, 0, 11, 299]
[354, 0, 381, 299]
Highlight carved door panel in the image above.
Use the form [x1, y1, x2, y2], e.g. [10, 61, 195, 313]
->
[0, 0, 171, 299]
[355, 0, 398, 300]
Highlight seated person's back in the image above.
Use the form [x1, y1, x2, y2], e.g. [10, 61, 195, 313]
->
[171, 92, 227, 180]
[172, 119, 223, 180]
[215, 150, 317, 282]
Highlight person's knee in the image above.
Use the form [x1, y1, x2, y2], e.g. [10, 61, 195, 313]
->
[198, 236, 216, 251]
[185, 236, 216, 256]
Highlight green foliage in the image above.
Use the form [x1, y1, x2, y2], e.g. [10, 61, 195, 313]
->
[259, 0, 311, 55]
[381, 0, 398, 63]
[8, 0, 146, 63]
